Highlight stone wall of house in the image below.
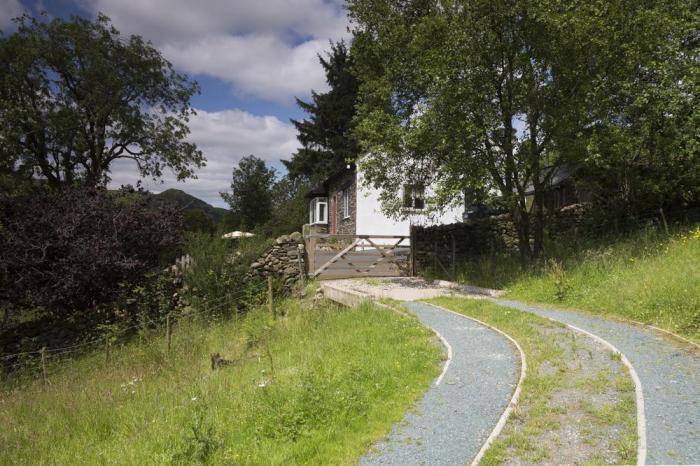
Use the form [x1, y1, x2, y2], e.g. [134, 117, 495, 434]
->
[248, 232, 306, 292]
[412, 204, 593, 273]
[328, 171, 356, 235]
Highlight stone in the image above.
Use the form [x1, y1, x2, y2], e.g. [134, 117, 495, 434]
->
[275, 235, 290, 245]
[289, 231, 302, 242]
[251, 262, 262, 269]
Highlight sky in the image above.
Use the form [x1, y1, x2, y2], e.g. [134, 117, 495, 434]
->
[1, 0, 351, 207]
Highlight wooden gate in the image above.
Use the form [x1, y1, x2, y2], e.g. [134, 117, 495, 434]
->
[306, 234, 411, 279]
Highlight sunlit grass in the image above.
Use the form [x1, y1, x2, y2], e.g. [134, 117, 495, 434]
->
[438, 225, 700, 341]
[0, 296, 441, 465]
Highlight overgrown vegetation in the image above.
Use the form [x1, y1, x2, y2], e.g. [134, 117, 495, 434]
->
[0, 188, 183, 350]
[427, 297, 637, 465]
[0, 293, 441, 465]
[434, 225, 700, 341]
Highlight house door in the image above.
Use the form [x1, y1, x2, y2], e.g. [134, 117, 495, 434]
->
[330, 196, 337, 234]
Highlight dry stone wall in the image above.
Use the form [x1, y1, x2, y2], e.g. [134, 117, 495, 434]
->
[249, 232, 306, 292]
[412, 204, 593, 273]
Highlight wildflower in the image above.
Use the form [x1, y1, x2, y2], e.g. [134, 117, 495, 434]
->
[191, 396, 198, 401]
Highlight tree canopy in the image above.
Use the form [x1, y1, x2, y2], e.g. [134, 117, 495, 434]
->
[347, 0, 699, 259]
[220, 155, 277, 230]
[284, 41, 360, 183]
[0, 14, 204, 188]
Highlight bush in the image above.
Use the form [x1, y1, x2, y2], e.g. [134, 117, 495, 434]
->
[180, 233, 272, 316]
[0, 187, 183, 321]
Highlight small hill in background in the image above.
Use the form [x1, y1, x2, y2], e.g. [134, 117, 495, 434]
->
[153, 189, 228, 221]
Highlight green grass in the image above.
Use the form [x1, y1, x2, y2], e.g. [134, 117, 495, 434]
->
[426, 297, 636, 465]
[0, 295, 441, 465]
[440, 225, 700, 341]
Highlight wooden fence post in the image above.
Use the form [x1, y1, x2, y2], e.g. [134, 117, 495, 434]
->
[451, 233, 456, 279]
[104, 336, 110, 367]
[40, 347, 48, 387]
[166, 314, 172, 354]
[659, 207, 670, 236]
[268, 276, 275, 319]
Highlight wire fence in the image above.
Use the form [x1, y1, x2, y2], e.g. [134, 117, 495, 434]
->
[0, 281, 272, 383]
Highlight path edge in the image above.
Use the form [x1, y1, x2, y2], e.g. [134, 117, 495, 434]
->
[426, 303, 527, 466]
[564, 322, 647, 466]
[490, 298, 648, 465]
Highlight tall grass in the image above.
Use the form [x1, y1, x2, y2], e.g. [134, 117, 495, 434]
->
[0, 293, 441, 465]
[181, 233, 272, 314]
[440, 224, 700, 341]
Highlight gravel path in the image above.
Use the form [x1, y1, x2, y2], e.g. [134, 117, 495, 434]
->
[361, 301, 519, 466]
[494, 298, 700, 465]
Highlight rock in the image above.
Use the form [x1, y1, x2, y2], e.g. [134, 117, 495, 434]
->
[251, 262, 262, 269]
[275, 235, 290, 245]
[289, 231, 302, 242]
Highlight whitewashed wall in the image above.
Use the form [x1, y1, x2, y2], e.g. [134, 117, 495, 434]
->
[355, 170, 463, 241]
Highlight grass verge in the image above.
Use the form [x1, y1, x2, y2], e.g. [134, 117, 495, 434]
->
[427, 297, 637, 465]
[0, 294, 441, 465]
[437, 225, 700, 341]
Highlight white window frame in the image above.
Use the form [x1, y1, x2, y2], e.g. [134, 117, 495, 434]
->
[309, 197, 328, 225]
[342, 189, 350, 219]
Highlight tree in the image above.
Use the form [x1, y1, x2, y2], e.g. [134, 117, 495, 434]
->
[184, 208, 215, 234]
[0, 187, 183, 318]
[284, 41, 360, 183]
[0, 14, 203, 187]
[348, 0, 698, 260]
[220, 155, 276, 230]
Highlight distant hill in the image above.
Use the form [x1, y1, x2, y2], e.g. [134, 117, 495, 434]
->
[153, 189, 228, 221]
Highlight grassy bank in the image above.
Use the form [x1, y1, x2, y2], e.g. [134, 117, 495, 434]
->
[0, 295, 441, 465]
[427, 297, 637, 465]
[442, 225, 700, 341]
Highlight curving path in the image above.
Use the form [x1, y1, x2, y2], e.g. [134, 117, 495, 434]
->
[494, 298, 700, 465]
[361, 302, 519, 466]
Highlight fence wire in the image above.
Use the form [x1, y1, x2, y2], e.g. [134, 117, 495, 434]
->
[1, 282, 270, 377]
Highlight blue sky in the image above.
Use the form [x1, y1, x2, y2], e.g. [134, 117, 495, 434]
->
[2, 0, 349, 206]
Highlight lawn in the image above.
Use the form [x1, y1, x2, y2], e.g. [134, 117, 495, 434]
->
[0, 294, 441, 465]
[442, 225, 700, 341]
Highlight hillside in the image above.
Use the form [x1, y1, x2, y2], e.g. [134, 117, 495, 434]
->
[154, 189, 228, 221]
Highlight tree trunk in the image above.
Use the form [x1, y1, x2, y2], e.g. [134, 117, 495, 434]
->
[532, 187, 545, 258]
[513, 205, 532, 264]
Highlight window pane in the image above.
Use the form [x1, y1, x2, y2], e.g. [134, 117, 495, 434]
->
[319, 203, 326, 222]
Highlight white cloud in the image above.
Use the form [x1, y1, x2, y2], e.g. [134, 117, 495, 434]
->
[82, 0, 350, 104]
[108, 108, 299, 207]
[86, 0, 348, 43]
[162, 34, 330, 104]
[0, 0, 24, 30]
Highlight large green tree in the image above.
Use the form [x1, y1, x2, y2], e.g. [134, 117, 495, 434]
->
[348, 0, 698, 260]
[284, 41, 360, 183]
[0, 14, 203, 187]
[220, 155, 276, 230]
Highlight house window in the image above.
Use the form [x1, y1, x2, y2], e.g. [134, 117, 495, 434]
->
[309, 197, 328, 224]
[342, 189, 350, 219]
[402, 184, 425, 210]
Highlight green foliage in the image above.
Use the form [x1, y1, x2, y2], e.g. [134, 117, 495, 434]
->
[183, 208, 215, 234]
[0, 14, 203, 187]
[285, 41, 360, 183]
[220, 155, 276, 230]
[180, 233, 272, 316]
[0, 298, 441, 465]
[347, 0, 699, 259]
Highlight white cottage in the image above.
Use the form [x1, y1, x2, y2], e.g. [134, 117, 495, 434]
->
[306, 164, 463, 238]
